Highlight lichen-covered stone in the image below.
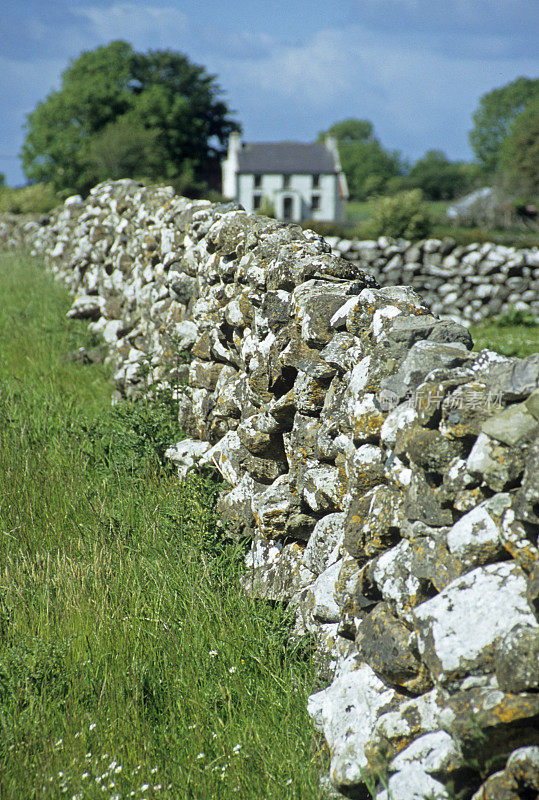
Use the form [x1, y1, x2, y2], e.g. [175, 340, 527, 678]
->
[343, 485, 403, 562]
[413, 562, 538, 683]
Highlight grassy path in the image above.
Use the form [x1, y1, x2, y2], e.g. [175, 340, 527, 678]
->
[0, 252, 326, 800]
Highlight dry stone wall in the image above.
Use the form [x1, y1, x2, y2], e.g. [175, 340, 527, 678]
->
[1, 181, 538, 800]
[325, 236, 539, 325]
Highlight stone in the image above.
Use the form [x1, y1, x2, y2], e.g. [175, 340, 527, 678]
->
[495, 625, 539, 693]
[250, 474, 303, 540]
[302, 513, 345, 576]
[447, 682, 539, 771]
[241, 541, 313, 601]
[481, 402, 539, 446]
[343, 485, 403, 562]
[66, 294, 105, 320]
[397, 425, 466, 471]
[300, 463, 346, 513]
[376, 765, 450, 800]
[466, 433, 526, 492]
[404, 471, 453, 527]
[164, 438, 212, 478]
[356, 603, 423, 687]
[293, 280, 352, 348]
[307, 664, 397, 791]
[388, 730, 463, 780]
[446, 495, 510, 566]
[413, 562, 538, 683]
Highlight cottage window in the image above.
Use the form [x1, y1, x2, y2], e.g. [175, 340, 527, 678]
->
[311, 194, 321, 211]
[312, 174, 320, 188]
[254, 174, 262, 188]
[253, 193, 262, 210]
[282, 174, 290, 189]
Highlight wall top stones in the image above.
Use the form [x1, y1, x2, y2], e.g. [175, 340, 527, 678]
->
[324, 234, 539, 325]
[1, 181, 538, 800]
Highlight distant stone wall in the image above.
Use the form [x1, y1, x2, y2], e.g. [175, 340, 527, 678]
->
[325, 235, 539, 324]
[1, 182, 538, 800]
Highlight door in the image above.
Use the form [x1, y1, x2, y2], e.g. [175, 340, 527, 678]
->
[283, 196, 293, 221]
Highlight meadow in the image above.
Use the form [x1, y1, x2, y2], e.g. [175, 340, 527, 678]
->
[0, 252, 327, 800]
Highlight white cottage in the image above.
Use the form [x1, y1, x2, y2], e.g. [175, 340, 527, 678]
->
[222, 132, 349, 223]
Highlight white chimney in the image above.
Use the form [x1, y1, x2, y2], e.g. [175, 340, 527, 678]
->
[222, 131, 242, 199]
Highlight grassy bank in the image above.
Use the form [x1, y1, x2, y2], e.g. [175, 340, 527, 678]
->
[471, 311, 539, 358]
[0, 252, 326, 800]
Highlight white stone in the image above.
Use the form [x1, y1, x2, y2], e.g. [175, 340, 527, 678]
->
[376, 765, 450, 800]
[389, 731, 462, 775]
[309, 559, 343, 623]
[164, 438, 212, 478]
[307, 664, 396, 789]
[446, 497, 509, 561]
[302, 513, 345, 575]
[413, 562, 538, 681]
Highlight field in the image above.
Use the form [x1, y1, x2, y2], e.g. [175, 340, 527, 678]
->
[0, 252, 327, 800]
[346, 198, 539, 248]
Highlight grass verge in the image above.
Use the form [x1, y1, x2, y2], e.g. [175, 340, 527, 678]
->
[0, 251, 326, 800]
[471, 311, 539, 358]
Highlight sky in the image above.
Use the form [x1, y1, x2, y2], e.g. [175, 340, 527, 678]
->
[1, 0, 538, 186]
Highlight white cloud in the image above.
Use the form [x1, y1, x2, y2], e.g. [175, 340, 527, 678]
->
[214, 23, 537, 159]
[216, 29, 357, 106]
[74, 3, 189, 50]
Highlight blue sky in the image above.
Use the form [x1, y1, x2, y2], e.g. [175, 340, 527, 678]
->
[1, 0, 538, 185]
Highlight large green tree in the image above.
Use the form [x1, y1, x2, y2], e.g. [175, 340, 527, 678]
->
[319, 118, 405, 200]
[498, 96, 539, 197]
[21, 41, 239, 195]
[405, 150, 478, 200]
[469, 76, 539, 175]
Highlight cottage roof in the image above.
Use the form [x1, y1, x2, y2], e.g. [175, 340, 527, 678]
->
[237, 141, 338, 175]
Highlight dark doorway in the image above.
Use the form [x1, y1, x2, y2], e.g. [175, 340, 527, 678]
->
[283, 196, 293, 220]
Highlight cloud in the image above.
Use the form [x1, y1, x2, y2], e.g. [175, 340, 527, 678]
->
[214, 29, 357, 106]
[73, 3, 189, 50]
[214, 22, 537, 161]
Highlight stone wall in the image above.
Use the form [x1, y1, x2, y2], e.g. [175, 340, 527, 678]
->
[1, 182, 538, 800]
[325, 235, 539, 325]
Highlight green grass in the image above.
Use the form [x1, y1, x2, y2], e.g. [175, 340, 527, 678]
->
[0, 251, 327, 800]
[471, 310, 539, 358]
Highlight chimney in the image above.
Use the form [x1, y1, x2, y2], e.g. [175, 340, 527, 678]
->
[222, 131, 242, 199]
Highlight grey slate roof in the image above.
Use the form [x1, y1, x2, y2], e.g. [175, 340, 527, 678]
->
[237, 141, 338, 174]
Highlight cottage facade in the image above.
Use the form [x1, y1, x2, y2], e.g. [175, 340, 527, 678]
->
[222, 133, 348, 223]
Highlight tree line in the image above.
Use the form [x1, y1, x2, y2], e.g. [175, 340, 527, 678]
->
[2, 41, 538, 205]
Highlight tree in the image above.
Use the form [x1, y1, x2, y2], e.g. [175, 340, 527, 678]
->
[469, 76, 539, 175]
[405, 150, 476, 200]
[21, 41, 239, 195]
[318, 118, 405, 200]
[498, 96, 539, 197]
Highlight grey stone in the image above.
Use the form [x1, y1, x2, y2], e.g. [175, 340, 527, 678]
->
[495, 625, 539, 693]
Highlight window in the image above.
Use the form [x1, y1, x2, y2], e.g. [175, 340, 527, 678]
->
[254, 174, 262, 188]
[312, 174, 320, 188]
[311, 194, 320, 211]
[282, 174, 290, 189]
[253, 194, 262, 210]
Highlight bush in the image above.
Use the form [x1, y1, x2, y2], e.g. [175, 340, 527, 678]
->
[0, 183, 60, 214]
[360, 189, 432, 239]
[301, 219, 355, 239]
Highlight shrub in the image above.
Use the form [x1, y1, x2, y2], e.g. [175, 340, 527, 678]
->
[360, 189, 432, 239]
[0, 183, 60, 214]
